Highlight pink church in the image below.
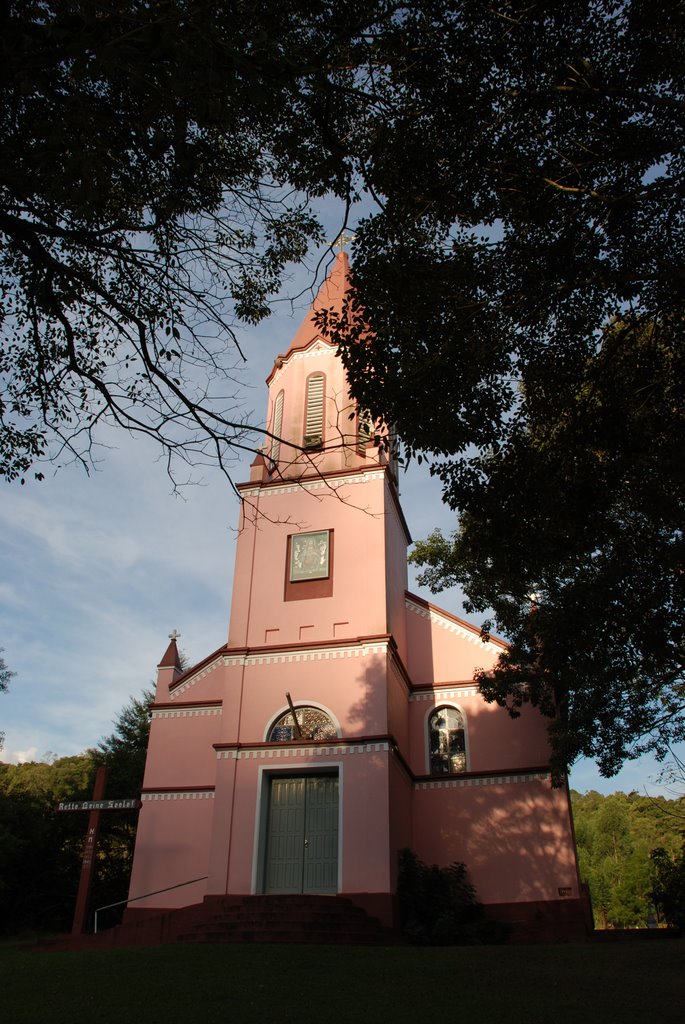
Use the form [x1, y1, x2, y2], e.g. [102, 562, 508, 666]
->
[125, 252, 586, 942]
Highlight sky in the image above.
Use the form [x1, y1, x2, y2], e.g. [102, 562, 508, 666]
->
[0, 240, 679, 799]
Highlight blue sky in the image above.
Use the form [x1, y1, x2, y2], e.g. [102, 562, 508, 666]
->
[0, 241, 678, 798]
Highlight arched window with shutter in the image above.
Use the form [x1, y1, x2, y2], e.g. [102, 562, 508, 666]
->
[304, 373, 325, 448]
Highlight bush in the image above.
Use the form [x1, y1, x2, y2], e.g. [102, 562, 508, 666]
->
[397, 849, 508, 945]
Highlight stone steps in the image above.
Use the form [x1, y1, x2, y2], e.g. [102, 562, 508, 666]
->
[176, 895, 401, 946]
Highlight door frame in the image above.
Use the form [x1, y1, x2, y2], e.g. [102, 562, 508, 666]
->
[252, 763, 343, 895]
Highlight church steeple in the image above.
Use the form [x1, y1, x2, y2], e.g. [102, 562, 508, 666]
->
[230, 250, 410, 653]
[248, 250, 379, 484]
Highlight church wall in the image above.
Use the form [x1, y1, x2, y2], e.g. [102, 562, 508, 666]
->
[386, 655, 410, 753]
[412, 778, 579, 906]
[388, 754, 413, 890]
[235, 648, 390, 741]
[127, 795, 213, 908]
[384, 484, 410, 662]
[404, 598, 500, 685]
[205, 748, 393, 897]
[141, 709, 222, 791]
[206, 754, 237, 894]
[339, 751, 392, 894]
[229, 476, 391, 649]
[408, 692, 552, 777]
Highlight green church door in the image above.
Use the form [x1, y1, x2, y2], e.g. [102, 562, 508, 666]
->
[264, 775, 339, 894]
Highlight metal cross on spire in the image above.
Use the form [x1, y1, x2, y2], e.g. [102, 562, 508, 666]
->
[333, 230, 356, 253]
[168, 628, 181, 642]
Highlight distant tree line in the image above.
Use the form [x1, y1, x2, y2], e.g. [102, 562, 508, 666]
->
[571, 789, 684, 930]
[0, 690, 151, 936]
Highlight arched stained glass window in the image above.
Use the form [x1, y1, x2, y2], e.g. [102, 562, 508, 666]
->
[429, 706, 466, 774]
[269, 706, 338, 743]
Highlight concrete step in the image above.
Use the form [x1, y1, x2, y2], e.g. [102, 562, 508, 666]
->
[176, 895, 400, 946]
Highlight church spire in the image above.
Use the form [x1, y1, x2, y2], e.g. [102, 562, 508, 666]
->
[271, 249, 351, 367]
[244, 246, 381, 483]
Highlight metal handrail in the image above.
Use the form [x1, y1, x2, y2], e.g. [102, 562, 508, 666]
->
[93, 875, 208, 934]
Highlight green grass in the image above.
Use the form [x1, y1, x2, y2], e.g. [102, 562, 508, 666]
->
[3, 940, 683, 1024]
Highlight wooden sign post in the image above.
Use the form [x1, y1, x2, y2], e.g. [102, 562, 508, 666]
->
[56, 766, 141, 935]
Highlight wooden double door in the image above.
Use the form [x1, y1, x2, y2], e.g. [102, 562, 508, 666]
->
[264, 775, 339, 894]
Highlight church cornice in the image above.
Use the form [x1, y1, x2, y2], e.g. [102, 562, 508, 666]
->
[266, 336, 335, 386]
[237, 464, 386, 497]
[405, 593, 508, 650]
[167, 634, 397, 699]
[212, 733, 553, 789]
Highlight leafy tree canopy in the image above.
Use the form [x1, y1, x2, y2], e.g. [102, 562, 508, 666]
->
[3, 1, 684, 776]
[572, 789, 684, 929]
[0, 688, 153, 933]
[0, 0, 384, 484]
[325, 0, 685, 777]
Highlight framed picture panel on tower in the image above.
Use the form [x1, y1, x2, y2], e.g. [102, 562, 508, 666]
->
[284, 530, 334, 601]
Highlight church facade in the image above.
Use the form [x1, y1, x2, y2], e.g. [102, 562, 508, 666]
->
[126, 252, 586, 939]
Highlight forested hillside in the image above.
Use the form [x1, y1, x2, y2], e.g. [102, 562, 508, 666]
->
[571, 789, 684, 928]
[0, 692, 151, 935]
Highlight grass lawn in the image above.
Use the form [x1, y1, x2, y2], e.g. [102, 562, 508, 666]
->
[2, 939, 683, 1024]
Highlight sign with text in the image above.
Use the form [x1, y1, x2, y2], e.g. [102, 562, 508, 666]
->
[57, 798, 141, 812]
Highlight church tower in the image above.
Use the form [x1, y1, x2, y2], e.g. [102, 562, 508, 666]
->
[126, 251, 586, 942]
[227, 249, 410, 658]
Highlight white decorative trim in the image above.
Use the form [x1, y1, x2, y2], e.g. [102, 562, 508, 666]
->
[271, 338, 333, 385]
[240, 469, 385, 500]
[217, 741, 389, 761]
[405, 596, 487, 646]
[410, 687, 479, 702]
[152, 705, 222, 719]
[171, 639, 390, 699]
[415, 771, 551, 790]
[141, 790, 215, 801]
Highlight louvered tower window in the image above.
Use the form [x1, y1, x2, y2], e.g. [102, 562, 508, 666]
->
[358, 408, 373, 453]
[304, 373, 324, 448]
[270, 390, 284, 467]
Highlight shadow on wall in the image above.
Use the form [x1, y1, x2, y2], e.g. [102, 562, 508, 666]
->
[414, 781, 577, 905]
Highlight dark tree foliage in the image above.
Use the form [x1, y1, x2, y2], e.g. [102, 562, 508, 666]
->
[325, 1, 685, 777]
[0, 690, 152, 935]
[396, 848, 506, 944]
[87, 689, 153, 926]
[651, 845, 685, 932]
[407, 323, 685, 777]
[4, 1, 684, 776]
[0, 0, 384, 484]
[0, 648, 14, 749]
[0, 754, 96, 933]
